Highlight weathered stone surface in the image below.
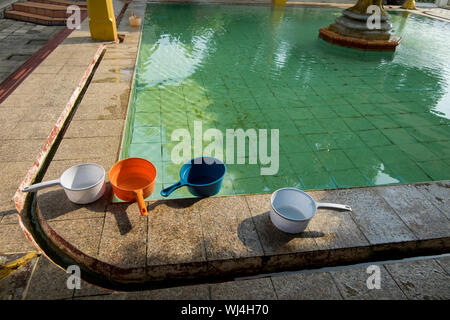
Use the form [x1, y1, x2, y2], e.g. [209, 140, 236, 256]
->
[74, 284, 210, 300]
[0, 139, 43, 162]
[385, 259, 450, 300]
[308, 190, 370, 250]
[330, 265, 407, 300]
[377, 185, 450, 239]
[98, 203, 147, 268]
[195, 196, 263, 260]
[25, 256, 74, 300]
[210, 278, 277, 300]
[435, 256, 450, 275]
[48, 218, 104, 258]
[0, 223, 34, 253]
[53, 137, 121, 161]
[271, 271, 343, 300]
[72, 279, 113, 298]
[124, 284, 210, 300]
[415, 182, 450, 220]
[36, 185, 108, 222]
[64, 120, 125, 138]
[320, 189, 416, 245]
[147, 199, 206, 266]
[0, 253, 38, 300]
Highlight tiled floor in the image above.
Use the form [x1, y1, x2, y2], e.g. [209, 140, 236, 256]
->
[121, 4, 450, 200]
[0, 18, 63, 82]
[3, 252, 449, 300]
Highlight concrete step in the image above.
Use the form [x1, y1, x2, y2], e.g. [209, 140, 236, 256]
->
[4, 10, 66, 25]
[13, 2, 73, 18]
[29, 0, 88, 9]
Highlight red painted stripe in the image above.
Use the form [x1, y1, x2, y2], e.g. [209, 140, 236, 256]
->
[14, 44, 105, 212]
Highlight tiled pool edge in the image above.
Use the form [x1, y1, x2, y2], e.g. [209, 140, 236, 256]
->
[17, 181, 450, 291]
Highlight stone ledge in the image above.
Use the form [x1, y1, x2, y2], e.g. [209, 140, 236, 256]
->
[318, 26, 402, 51]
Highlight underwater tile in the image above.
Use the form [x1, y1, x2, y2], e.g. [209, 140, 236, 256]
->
[128, 143, 162, 163]
[330, 169, 370, 188]
[359, 165, 401, 186]
[342, 117, 375, 131]
[344, 148, 382, 168]
[285, 107, 314, 120]
[405, 126, 450, 143]
[233, 177, 266, 194]
[388, 160, 431, 183]
[318, 118, 351, 133]
[300, 172, 337, 190]
[398, 142, 440, 162]
[316, 150, 355, 171]
[286, 152, 324, 175]
[365, 115, 401, 129]
[262, 109, 291, 122]
[309, 106, 338, 119]
[263, 175, 304, 193]
[132, 126, 162, 144]
[295, 119, 328, 134]
[226, 164, 262, 180]
[134, 112, 161, 128]
[280, 136, 312, 154]
[332, 132, 366, 149]
[382, 128, 418, 144]
[268, 120, 300, 136]
[372, 144, 412, 164]
[304, 133, 339, 151]
[416, 160, 450, 181]
[426, 141, 450, 159]
[146, 183, 163, 200]
[162, 161, 182, 184]
[216, 178, 235, 196]
[357, 130, 391, 147]
[353, 104, 385, 116]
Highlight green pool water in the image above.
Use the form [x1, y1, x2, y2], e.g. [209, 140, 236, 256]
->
[120, 4, 450, 200]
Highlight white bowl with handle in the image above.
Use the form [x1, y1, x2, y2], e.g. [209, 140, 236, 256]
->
[22, 163, 106, 205]
[270, 188, 352, 234]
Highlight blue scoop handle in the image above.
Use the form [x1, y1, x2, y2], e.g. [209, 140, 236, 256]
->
[160, 181, 187, 197]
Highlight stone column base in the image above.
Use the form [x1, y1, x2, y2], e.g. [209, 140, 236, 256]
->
[318, 26, 402, 51]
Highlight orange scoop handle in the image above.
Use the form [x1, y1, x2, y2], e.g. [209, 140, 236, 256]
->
[134, 189, 148, 216]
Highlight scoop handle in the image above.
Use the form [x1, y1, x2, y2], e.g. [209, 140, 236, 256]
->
[316, 202, 352, 211]
[22, 179, 61, 193]
[134, 189, 148, 216]
[160, 181, 186, 197]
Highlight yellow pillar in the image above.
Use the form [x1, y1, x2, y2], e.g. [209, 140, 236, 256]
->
[272, 0, 287, 6]
[87, 0, 117, 41]
[401, 0, 417, 10]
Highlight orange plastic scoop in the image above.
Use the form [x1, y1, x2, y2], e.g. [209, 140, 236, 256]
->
[109, 158, 157, 216]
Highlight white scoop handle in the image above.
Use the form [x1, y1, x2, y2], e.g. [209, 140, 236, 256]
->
[22, 179, 61, 193]
[316, 202, 352, 211]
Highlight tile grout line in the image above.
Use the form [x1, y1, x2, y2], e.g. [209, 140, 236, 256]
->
[413, 183, 450, 223]
[383, 262, 411, 300]
[326, 271, 346, 300]
[374, 186, 431, 241]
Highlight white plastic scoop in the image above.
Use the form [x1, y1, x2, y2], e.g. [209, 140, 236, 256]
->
[270, 188, 352, 234]
[22, 163, 106, 204]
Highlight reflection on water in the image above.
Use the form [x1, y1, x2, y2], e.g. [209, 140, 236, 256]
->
[123, 4, 450, 199]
